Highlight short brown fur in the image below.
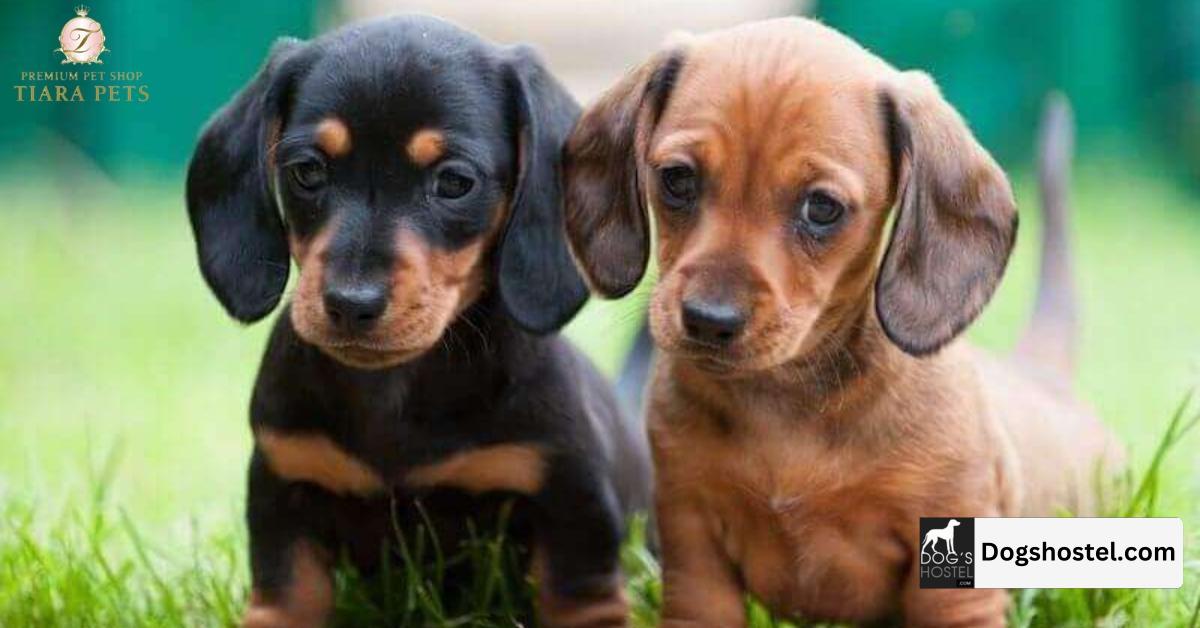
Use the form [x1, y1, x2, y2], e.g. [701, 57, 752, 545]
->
[565, 17, 1120, 627]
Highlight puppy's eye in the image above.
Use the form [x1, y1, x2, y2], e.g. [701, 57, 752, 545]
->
[434, 168, 475, 200]
[659, 165, 699, 208]
[288, 160, 327, 191]
[799, 191, 845, 228]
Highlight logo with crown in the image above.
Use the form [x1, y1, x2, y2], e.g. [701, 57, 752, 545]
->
[55, 6, 108, 64]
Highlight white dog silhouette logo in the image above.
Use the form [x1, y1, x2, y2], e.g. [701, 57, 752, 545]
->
[919, 517, 975, 588]
[922, 518, 961, 555]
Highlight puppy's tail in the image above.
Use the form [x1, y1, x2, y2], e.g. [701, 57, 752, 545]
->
[1014, 93, 1078, 378]
[617, 320, 655, 418]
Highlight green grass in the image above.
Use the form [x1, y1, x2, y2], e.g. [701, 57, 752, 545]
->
[1, 402, 1195, 627]
[0, 161, 1199, 626]
[1009, 394, 1200, 628]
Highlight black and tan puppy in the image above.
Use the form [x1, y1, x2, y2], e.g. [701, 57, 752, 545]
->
[186, 15, 648, 627]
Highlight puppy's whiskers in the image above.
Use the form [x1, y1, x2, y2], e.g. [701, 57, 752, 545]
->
[458, 310, 491, 355]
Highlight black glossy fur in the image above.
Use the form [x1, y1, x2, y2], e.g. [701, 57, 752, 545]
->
[186, 15, 650, 623]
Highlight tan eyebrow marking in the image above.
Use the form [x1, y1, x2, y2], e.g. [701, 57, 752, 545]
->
[406, 443, 547, 495]
[314, 117, 352, 158]
[256, 427, 385, 496]
[406, 128, 446, 167]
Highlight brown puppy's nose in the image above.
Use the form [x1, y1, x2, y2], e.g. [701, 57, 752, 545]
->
[323, 282, 387, 333]
[681, 298, 747, 346]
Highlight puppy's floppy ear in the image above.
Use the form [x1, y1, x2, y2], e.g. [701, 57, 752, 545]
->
[497, 45, 589, 334]
[875, 71, 1018, 355]
[186, 38, 317, 323]
[563, 46, 687, 298]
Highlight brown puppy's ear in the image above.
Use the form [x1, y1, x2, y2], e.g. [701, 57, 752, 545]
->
[563, 47, 687, 298]
[875, 71, 1018, 356]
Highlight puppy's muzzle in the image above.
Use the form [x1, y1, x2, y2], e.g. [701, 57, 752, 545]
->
[677, 267, 754, 349]
[322, 279, 388, 335]
[681, 297, 747, 347]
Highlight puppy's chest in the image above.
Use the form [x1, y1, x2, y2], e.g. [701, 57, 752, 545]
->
[672, 418, 912, 620]
[257, 398, 548, 500]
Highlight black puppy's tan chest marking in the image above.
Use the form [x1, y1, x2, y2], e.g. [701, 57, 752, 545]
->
[256, 428, 385, 496]
[257, 427, 548, 497]
[406, 443, 547, 495]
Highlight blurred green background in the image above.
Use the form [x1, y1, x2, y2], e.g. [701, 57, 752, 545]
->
[1, 0, 1198, 625]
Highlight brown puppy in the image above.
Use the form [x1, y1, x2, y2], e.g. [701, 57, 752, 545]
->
[564, 17, 1121, 627]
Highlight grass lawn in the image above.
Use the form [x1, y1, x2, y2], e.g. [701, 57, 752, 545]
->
[0, 161, 1198, 626]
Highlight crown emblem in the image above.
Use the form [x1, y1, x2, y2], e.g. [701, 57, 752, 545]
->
[56, 5, 108, 64]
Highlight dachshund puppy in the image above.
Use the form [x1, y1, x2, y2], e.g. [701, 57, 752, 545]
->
[186, 15, 649, 628]
[564, 17, 1120, 627]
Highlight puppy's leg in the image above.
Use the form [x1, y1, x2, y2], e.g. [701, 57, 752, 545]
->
[531, 457, 629, 628]
[242, 450, 335, 628]
[656, 492, 745, 628]
[901, 572, 1007, 628]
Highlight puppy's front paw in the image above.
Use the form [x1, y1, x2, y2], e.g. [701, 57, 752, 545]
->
[536, 584, 629, 628]
[241, 602, 300, 628]
[242, 592, 329, 628]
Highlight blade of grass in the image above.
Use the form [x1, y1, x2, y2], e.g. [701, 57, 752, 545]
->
[1124, 390, 1197, 517]
[1189, 583, 1199, 628]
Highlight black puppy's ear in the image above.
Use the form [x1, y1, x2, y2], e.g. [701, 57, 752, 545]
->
[563, 46, 686, 298]
[497, 46, 589, 334]
[186, 38, 316, 323]
[875, 72, 1018, 355]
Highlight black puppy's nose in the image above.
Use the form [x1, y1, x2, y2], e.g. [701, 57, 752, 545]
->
[323, 282, 388, 333]
[681, 298, 747, 346]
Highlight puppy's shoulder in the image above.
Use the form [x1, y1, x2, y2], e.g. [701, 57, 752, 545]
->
[250, 310, 323, 420]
